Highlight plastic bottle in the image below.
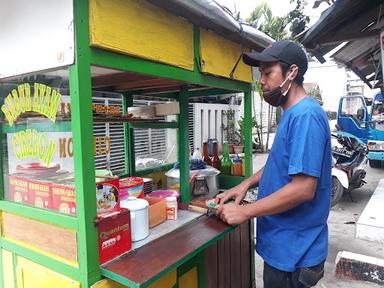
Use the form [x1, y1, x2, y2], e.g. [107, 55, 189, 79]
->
[240, 154, 246, 176]
[232, 154, 243, 176]
[211, 140, 221, 170]
[166, 196, 178, 220]
[192, 148, 202, 160]
[202, 141, 212, 165]
[221, 142, 232, 175]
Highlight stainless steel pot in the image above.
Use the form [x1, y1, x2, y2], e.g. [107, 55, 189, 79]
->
[166, 167, 220, 197]
[195, 168, 219, 197]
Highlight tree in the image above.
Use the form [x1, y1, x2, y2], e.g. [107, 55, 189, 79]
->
[288, 0, 310, 38]
[246, 1, 310, 40]
[246, 1, 311, 150]
[247, 2, 289, 40]
[307, 85, 324, 105]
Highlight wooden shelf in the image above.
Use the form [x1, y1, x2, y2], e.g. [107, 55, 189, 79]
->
[93, 116, 178, 129]
[93, 116, 153, 123]
[1, 118, 179, 133]
[128, 121, 178, 129]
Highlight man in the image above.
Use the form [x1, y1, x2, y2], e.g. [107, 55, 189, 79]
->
[216, 40, 332, 288]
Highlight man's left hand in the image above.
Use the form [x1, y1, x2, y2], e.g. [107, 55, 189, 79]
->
[216, 203, 249, 225]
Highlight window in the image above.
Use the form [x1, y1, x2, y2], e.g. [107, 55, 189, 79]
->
[132, 99, 177, 171]
[340, 97, 365, 124]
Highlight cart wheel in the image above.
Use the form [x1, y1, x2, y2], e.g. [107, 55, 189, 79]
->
[331, 176, 344, 207]
[369, 159, 381, 168]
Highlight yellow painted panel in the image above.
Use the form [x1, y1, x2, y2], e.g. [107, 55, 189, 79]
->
[200, 29, 252, 83]
[148, 269, 176, 288]
[179, 267, 198, 288]
[2, 249, 14, 288]
[17, 257, 80, 288]
[89, 0, 194, 71]
[91, 279, 126, 288]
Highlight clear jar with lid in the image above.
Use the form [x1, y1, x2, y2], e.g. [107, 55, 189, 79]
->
[166, 196, 178, 220]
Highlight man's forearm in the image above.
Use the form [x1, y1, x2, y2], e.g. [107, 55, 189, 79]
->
[242, 166, 264, 190]
[243, 174, 317, 218]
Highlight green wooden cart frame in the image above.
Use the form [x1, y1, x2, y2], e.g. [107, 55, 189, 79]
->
[0, 1, 259, 287]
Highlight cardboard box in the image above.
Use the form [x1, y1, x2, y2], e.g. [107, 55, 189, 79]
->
[51, 184, 76, 215]
[9, 175, 29, 203]
[10, 175, 57, 211]
[28, 179, 53, 209]
[127, 106, 156, 119]
[154, 102, 179, 116]
[127, 103, 179, 118]
[97, 209, 132, 264]
[145, 196, 166, 228]
[96, 179, 120, 216]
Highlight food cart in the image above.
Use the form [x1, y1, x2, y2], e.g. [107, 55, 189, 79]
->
[0, 0, 273, 287]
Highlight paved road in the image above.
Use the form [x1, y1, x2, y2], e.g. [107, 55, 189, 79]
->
[252, 153, 384, 288]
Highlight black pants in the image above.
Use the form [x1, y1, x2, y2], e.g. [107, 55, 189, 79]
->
[263, 261, 325, 288]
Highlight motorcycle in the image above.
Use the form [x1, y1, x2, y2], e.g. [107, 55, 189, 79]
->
[331, 132, 367, 207]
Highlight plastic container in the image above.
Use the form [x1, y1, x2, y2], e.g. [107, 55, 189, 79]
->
[120, 197, 149, 241]
[119, 177, 144, 199]
[148, 190, 180, 201]
[240, 154, 246, 176]
[232, 155, 243, 176]
[166, 196, 178, 220]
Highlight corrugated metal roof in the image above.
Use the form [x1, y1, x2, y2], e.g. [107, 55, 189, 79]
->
[148, 0, 274, 51]
[298, 0, 384, 88]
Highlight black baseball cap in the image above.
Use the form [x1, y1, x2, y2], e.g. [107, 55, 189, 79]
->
[243, 40, 308, 75]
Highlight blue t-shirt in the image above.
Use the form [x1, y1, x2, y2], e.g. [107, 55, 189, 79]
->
[256, 96, 332, 272]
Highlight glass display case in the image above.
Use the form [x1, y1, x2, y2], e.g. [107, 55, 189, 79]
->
[1, 69, 76, 215]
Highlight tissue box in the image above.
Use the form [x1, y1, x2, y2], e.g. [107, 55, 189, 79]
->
[97, 209, 132, 264]
[145, 196, 166, 228]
